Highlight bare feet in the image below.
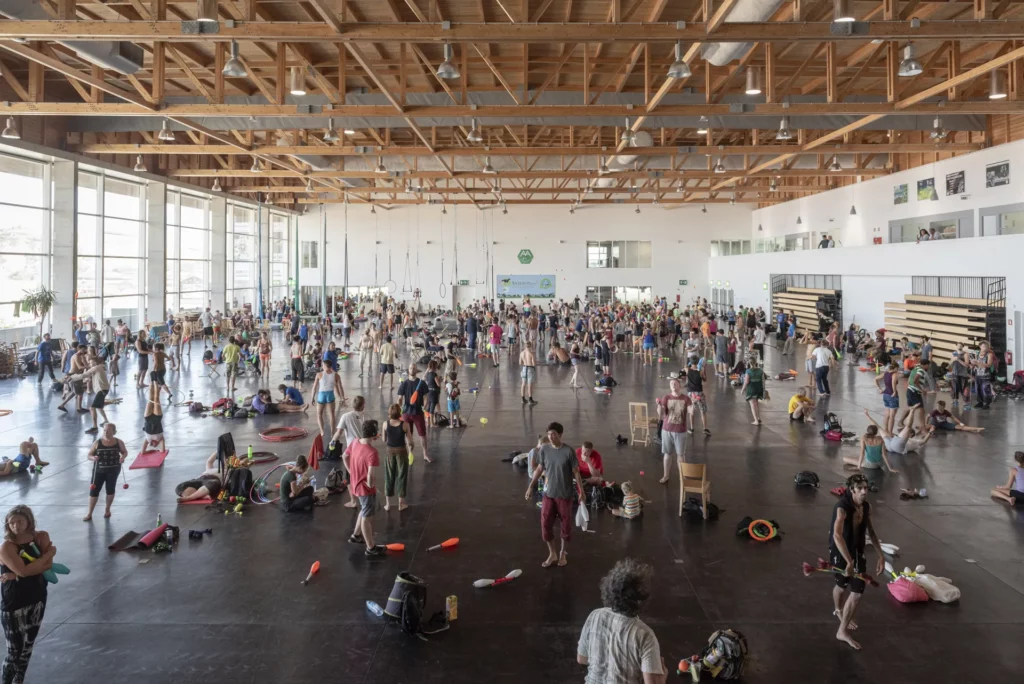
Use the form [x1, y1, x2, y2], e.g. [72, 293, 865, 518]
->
[343, 500, 357, 508]
[836, 629, 861, 650]
[542, 554, 558, 568]
[104, 510, 111, 518]
[399, 502, 408, 511]
[37, 460, 49, 467]
[383, 502, 391, 511]
[82, 515, 91, 522]
[833, 610, 857, 630]
[658, 476, 670, 484]
[557, 552, 568, 567]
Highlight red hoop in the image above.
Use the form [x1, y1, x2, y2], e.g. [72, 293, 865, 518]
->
[259, 427, 308, 442]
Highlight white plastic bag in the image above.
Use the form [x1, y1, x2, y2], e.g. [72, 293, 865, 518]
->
[575, 503, 590, 531]
[911, 573, 961, 603]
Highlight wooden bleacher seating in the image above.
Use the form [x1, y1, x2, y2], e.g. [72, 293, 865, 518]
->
[772, 287, 838, 336]
[883, 295, 991, 362]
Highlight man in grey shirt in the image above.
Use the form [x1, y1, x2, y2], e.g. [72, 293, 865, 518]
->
[713, 329, 730, 378]
[525, 421, 586, 568]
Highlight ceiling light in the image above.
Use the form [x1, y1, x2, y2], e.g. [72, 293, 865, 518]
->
[776, 116, 792, 141]
[828, 155, 842, 172]
[375, 157, 386, 173]
[343, 126, 356, 135]
[833, 0, 854, 22]
[701, 204, 707, 214]
[133, 154, 146, 172]
[730, 197, 736, 205]
[849, 205, 857, 215]
[265, 195, 274, 206]
[501, 203, 508, 215]
[758, 224, 763, 231]
[482, 156, 496, 174]
[306, 179, 315, 193]
[620, 118, 635, 143]
[569, 205, 575, 215]
[898, 44, 923, 77]
[467, 118, 483, 143]
[442, 205, 447, 215]
[322, 118, 339, 143]
[585, 185, 593, 194]
[370, 206, 376, 215]
[713, 157, 726, 174]
[989, 69, 1007, 99]
[667, 41, 691, 79]
[599, 157, 610, 174]
[0, 117, 19, 140]
[158, 119, 175, 141]
[223, 40, 246, 77]
[769, 179, 778, 192]
[211, 178, 222, 192]
[250, 158, 261, 173]
[196, 0, 218, 23]
[929, 116, 947, 140]
[745, 67, 762, 95]
[696, 116, 709, 135]
[437, 43, 460, 80]
[797, 215, 802, 224]
[289, 66, 306, 96]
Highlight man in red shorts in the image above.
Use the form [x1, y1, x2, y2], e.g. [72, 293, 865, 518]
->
[397, 363, 432, 463]
[525, 422, 586, 568]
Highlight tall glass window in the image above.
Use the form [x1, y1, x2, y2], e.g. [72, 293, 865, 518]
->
[270, 211, 289, 302]
[166, 190, 212, 312]
[76, 172, 147, 331]
[0, 154, 51, 332]
[227, 203, 257, 311]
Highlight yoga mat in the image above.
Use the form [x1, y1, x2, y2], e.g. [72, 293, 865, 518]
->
[108, 523, 170, 552]
[130, 450, 168, 470]
[178, 497, 213, 505]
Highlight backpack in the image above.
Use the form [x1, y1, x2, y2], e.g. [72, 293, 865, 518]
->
[823, 413, 841, 432]
[51, 380, 64, 393]
[188, 401, 206, 414]
[211, 397, 235, 411]
[325, 467, 347, 492]
[682, 497, 721, 520]
[794, 471, 820, 487]
[434, 414, 450, 428]
[588, 484, 624, 510]
[699, 628, 749, 680]
[383, 572, 449, 639]
[202, 349, 214, 362]
[226, 468, 253, 499]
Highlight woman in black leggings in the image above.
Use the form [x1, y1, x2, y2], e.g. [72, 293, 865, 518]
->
[84, 423, 127, 521]
[0, 505, 53, 684]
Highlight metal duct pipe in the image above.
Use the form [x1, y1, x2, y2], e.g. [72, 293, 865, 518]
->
[702, 0, 787, 67]
[594, 130, 654, 188]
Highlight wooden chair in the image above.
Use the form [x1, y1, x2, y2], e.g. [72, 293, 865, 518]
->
[628, 402, 650, 446]
[679, 463, 711, 519]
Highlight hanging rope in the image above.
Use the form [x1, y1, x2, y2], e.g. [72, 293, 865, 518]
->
[373, 208, 380, 288]
[343, 198, 349, 302]
[451, 204, 458, 287]
[384, 212, 397, 294]
[415, 204, 422, 291]
[402, 208, 413, 293]
[438, 205, 447, 299]
[474, 209, 484, 285]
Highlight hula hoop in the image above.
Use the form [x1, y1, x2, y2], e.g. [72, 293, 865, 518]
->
[748, 519, 777, 542]
[439, 282, 447, 298]
[259, 427, 308, 442]
[0, 409, 12, 417]
[384, 280, 397, 295]
[248, 451, 279, 464]
[249, 463, 291, 504]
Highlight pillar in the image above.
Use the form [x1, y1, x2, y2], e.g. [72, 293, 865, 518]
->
[211, 196, 227, 311]
[259, 205, 271, 317]
[51, 160, 77, 341]
[145, 181, 166, 322]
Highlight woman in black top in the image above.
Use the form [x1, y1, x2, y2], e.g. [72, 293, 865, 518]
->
[84, 424, 127, 521]
[135, 331, 151, 389]
[383, 403, 411, 511]
[424, 360, 441, 427]
[0, 505, 53, 684]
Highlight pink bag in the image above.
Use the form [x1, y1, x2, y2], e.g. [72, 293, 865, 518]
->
[887, 577, 929, 603]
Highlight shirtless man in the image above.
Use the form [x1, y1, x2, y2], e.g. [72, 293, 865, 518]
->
[519, 344, 538, 406]
[828, 473, 885, 650]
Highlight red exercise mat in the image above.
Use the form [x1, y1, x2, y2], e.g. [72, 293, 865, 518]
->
[130, 450, 168, 470]
[178, 498, 213, 505]
[108, 523, 171, 551]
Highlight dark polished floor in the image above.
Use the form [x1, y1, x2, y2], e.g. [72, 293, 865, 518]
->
[1, 330, 1022, 683]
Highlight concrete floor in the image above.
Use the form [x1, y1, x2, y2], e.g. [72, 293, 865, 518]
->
[1, 331, 1022, 683]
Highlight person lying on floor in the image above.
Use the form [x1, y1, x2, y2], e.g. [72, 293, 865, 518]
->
[928, 401, 985, 434]
[175, 452, 226, 502]
[251, 388, 306, 414]
[990, 451, 1024, 506]
[864, 409, 934, 455]
[279, 455, 315, 512]
[0, 438, 49, 476]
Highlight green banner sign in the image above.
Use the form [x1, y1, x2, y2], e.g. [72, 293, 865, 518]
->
[679, 280, 688, 286]
[517, 249, 534, 264]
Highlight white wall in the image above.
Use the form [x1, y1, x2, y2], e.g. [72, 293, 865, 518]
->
[297, 203, 752, 307]
[750, 138, 1024, 246]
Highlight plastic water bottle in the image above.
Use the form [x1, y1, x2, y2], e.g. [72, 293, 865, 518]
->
[366, 600, 385, 617]
[247, 445, 253, 460]
[156, 513, 162, 526]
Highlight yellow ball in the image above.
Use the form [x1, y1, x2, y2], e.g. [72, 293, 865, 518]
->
[480, 417, 488, 425]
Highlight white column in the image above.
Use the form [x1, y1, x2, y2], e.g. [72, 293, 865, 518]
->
[211, 196, 227, 311]
[259, 205, 271, 316]
[146, 181, 166, 322]
[51, 160, 77, 340]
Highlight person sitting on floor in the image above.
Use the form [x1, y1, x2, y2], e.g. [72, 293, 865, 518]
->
[990, 451, 1024, 506]
[548, 341, 570, 365]
[576, 441, 604, 486]
[511, 434, 550, 477]
[252, 388, 305, 414]
[278, 383, 304, 406]
[175, 451, 227, 503]
[788, 387, 816, 423]
[279, 455, 315, 512]
[610, 481, 642, 519]
[0, 438, 49, 477]
[929, 401, 985, 434]
[843, 424, 898, 473]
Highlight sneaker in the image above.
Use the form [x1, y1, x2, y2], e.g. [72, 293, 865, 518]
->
[364, 545, 386, 557]
[77, 408, 90, 414]
[522, 396, 528, 405]
[347, 534, 365, 545]
[974, 403, 984, 409]
[528, 397, 537, 405]
[85, 427, 98, 434]
[57, 406, 68, 413]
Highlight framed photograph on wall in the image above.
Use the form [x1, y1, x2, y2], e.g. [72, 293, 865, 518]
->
[917, 178, 937, 201]
[986, 161, 1010, 188]
[945, 170, 965, 195]
[894, 183, 908, 205]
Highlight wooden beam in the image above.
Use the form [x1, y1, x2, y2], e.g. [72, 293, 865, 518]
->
[237, 56, 276, 103]
[529, 44, 577, 105]
[472, 43, 522, 104]
[275, 42, 286, 105]
[167, 46, 215, 102]
[707, 0, 742, 32]
[0, 56, 29, 101]
[826, 41, 837, 103]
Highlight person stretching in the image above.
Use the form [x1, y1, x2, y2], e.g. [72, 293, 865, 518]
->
[83, 423, 127, 521]
[928, 401, 984, 433]
[0, 439, 48, 477]
[864, 409, 933, 456]
[990, 451, 1024, 506]
[252, 388, 305, 415]
[279, 455, 315, 512]
[347, 420, 384, 557]
[524, 422, 586, 568]
[66, 356, 111, 434]
[843, 425, 898, 473]
[141, 385, 165, 453]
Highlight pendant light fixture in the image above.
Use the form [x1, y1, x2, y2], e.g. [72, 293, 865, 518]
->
[776, 116, 792, 141]
[0, 117, 19, 140]
[898, 44, 923, 77]
[289, 66, 306, 96]
[196, 0, 218, 23]
[929, 116, 947, 140]
[989, 69, 1008, 99]
[833, 0, 854, 22]
[467, 118, 483, 143]
[250, 158, 261, 173]
[482, 156, 496, 174]
[620, 117, 635, 143]
[599, 157, 610, 174]
[134, 155, 147, 172]
[701, 204, 708, 214]
[828, 155, 842, 172]
[158, 119, 175, 141]
[322, 118, 339, 143]
[222, 40, 246, 77]
[696, 116, 709, 135]
[212, 178, 222, 192]
[667, 41, 692, 79]
[745, 67, 762, 95]
[375, 157, 386, 173]
[849, 205, 857, 215]
[713, 157, 726, 174]
[436, 43, 460, 80]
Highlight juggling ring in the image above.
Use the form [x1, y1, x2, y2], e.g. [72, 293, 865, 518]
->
[248, 451, 278, 464]
[0, 410, 11, 417]
[748, 519, 777, 542]
[249, 462, 292, 505]
[384, 279, 397, 295]
[439, 283, 447, 298]
[259, 427, 308, 442]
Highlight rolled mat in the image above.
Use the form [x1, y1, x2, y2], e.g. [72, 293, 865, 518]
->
[178, 497, 213, 505]
[130, 450, 169, 470]
[108, 523, 173, 551]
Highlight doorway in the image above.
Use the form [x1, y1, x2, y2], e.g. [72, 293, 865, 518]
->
[452, 285, 475, 312]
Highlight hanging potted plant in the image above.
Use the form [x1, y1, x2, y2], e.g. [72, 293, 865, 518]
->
[20, 286, 57, 343]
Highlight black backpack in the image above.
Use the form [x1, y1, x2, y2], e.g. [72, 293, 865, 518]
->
[325, 467, 347, 492]
[683, 497, 721, 520]
[794, 471, 820, 488]
[823, 413, 841, 432]
[202, 349, 214, 362]
[699, 629, 749, 680]
[383, 572, 449, 639]
[226, 468, 253, 499]
[588, 484, 624, 510]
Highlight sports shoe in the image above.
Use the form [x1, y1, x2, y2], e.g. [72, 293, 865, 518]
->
[364, 545, 386, 557]
[347, 534, 365, 545]
[85, 427, 98, 434]
[528, 397, 537, 405]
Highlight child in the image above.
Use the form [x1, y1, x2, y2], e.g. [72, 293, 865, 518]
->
[109, 349, 120, 389]
[990, 451, 1024, 506]
[445, 372, 462, 428]
[610, 481, 642, 519]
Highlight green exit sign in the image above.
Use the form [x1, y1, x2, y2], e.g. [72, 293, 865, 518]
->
[458, 279, 470, 286]
[679, 280, 688, 286]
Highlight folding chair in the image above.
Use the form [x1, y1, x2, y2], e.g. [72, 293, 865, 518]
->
[202, 359, 221, 379]
[679, 463, 712, 519]
[628, 402, 650, 446]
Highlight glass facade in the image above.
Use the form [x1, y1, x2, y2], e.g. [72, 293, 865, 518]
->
[0, 154, 51, 331]
[166, 190, 212, 312]
[227, 203, 257, 311]
[270, 211, 290, 302]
